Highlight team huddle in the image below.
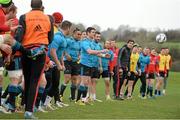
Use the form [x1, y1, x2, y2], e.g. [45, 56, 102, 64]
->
[0, 0, 172, 119]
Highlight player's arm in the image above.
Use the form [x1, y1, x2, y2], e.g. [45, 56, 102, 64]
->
[14, 15, 26, 43]
[117, 47, 125, 68]
[0, 15, 10, 32]
[50, 35, 63, 70]
[169, 56, 172, 68]
[48, 15, 54, 44]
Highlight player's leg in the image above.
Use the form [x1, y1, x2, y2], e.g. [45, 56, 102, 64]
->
[60, 61, 71, 101]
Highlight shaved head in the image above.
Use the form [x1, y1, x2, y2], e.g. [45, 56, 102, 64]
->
[31, 0, 42, 9]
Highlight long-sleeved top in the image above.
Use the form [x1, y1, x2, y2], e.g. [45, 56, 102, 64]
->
[146, 54, 159, 74]
[138, 53, 150, 73]
[109, 48, 119, 72]
[0, 7, 10, 34]
[117, 45, 131, 70]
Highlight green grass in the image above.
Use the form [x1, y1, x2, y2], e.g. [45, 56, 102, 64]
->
[0, 72, 180, 119]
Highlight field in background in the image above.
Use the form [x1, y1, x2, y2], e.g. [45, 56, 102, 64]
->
[0, 72, 179, 119]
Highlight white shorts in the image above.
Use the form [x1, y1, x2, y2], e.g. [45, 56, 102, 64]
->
[8, 69, 23, 79]
[0, 67, 4, 76]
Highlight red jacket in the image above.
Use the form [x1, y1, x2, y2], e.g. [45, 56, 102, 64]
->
[109, 47, 119, 72]
[146, 54, 159, 74]
[0, 7, 10, 34]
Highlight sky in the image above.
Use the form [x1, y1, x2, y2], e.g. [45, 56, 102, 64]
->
[13, 0, 180, 31]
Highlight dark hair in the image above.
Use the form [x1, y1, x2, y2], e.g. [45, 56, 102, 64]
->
[60, 20, 72, 30]
[151, 47, 156, 51]
[73, 28, 81, 34]
[95, 31, 101, 35]
[127, 39, 135, 44]
[31, 0, 42, 9]
[86, 27, 96, 34]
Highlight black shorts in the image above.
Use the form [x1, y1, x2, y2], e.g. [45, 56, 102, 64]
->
[100, 70, 109, 78]
[64, 61, 81, 75]
[159, 71, 165, 78]
[91, 67, 100, 79]
[80, 64, 92, 77]
[6, 57, 22, 70]
[148, 73, 155, 79]
[122, 68, 128, 80]
[128, 72, 135, 81]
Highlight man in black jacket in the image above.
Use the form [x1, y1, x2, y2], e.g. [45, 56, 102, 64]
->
[116, 39, 134, 100]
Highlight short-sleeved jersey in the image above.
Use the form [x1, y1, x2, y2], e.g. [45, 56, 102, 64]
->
[64, 37, 81, 62]
[48, 30, 67, 61]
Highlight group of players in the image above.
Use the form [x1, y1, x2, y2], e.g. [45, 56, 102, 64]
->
[0, 0, 172, 118]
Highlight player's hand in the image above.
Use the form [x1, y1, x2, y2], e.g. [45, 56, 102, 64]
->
[101, 49, 109, 53]
[146, 74, 149, 78]
[105, 53, 111, 58]
[57, 63, 63, 71]
[99, 67, 103, 74]
[48, 60, 54, 68]
[0, 44, 12, 55]
[2, 34, 14, 46]
[110, 71, 114, 76]
[128, 72, 131, 76]
[138, 70, 141, 76]
[5, 19, 14, 27]
[4, 55, 11, 66]
[66, 54, 72, 61]
[156, 73, 160, 77]
[134, 71, 139, 76]
[164, 73, 167, 77]
[62, 65, 66, 71]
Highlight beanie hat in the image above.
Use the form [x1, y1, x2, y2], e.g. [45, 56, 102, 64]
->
[0, 0, 12, 8]
[52, 12, 63, 23]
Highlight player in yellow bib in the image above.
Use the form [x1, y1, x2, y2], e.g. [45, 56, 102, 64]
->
[127, 45, 140, 99]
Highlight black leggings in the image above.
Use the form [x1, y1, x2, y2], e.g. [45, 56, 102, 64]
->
[47, 66, 60, 103]
[22, 53, 46, 112]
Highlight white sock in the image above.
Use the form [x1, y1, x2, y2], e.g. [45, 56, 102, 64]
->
[44, 96, 52, 106]
[25, 111, 32, 116]
[93, 94, 96, 100]
[82, 98, 86, 102]
[106, 95, 110, 99]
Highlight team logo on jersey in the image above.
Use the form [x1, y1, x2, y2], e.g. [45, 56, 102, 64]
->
[33, 24, 43, 32]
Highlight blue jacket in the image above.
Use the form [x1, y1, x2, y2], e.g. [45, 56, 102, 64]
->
[138, 53, 150, 72]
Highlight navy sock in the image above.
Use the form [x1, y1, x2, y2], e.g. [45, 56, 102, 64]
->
[146, 86, 150, 95]
[1, 85, 9, 98]
[158, 90, 161, 95]
[70, 84, 77, 100]
[155, 89, 158, 95]
[36, 86, 45, 108]
[6, 85, 18, 110]
[76, 85, 85, 101]
[149, 86, 153, 97]
[60, 84, 67, 96]
[82, 86, 88, 98]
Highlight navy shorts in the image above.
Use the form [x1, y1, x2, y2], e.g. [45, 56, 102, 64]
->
[80, 64, 92, 77]
[91, 67, 100, 79]
[6, 57, 22, 70]
[64, 61, 81, 75]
